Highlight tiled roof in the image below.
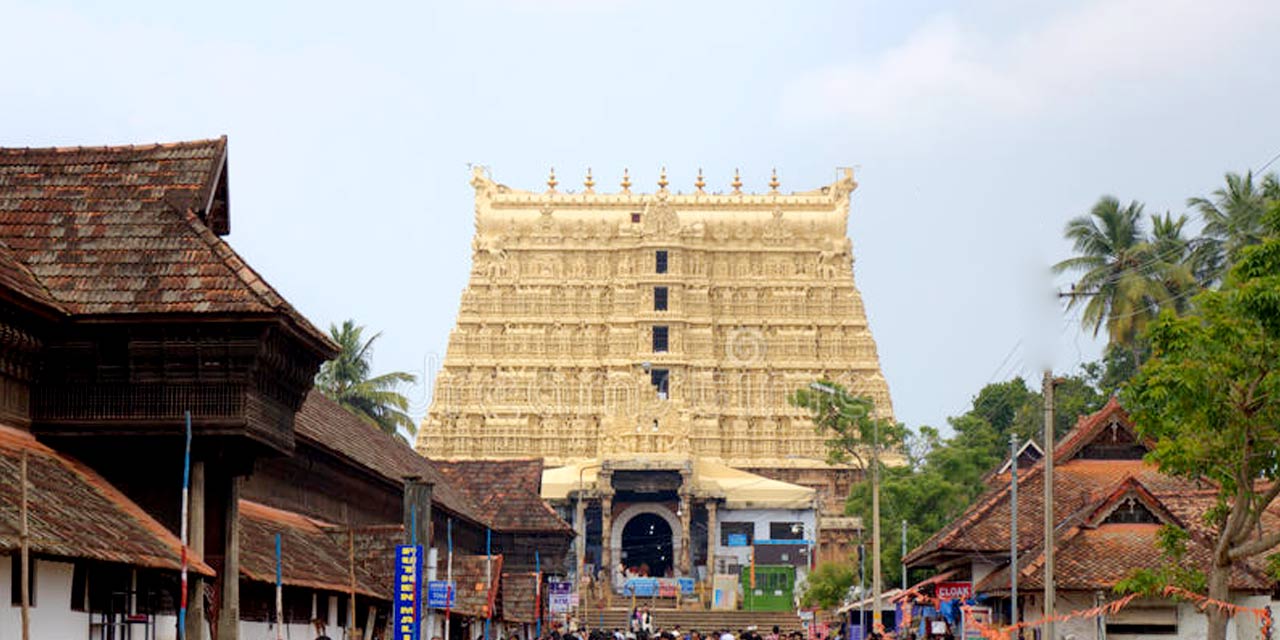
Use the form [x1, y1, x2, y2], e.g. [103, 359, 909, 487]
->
[449, 554, 503, 618]
[238, 499, 386, 597]
[977, 487, 1271, 594]
[500, 571, 541, 623]
[906, 400, 1202, 566]
[910, 400, 1278, 596]
[0, 138, 331, 349]
[0, 424, 212, 575]
[0, 239, 60, 312]
[293, 390, 485, 526]
[433, 459, 573, 534]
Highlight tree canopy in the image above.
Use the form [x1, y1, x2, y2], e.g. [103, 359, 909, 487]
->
[1119, 201, 1280, 640]
[315, 319, 418, 438]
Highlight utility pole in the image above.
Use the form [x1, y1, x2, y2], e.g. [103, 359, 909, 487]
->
[20, 450, 30, 640]
[858, 542, 866, 636]
[1009, 433, 1018, 628]
[871, 417, 882, 631]
[1042, 371, 1056, 640]
[901, 517, 911, 591]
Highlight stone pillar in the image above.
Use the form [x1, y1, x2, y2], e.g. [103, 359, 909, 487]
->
[186, 462, 206, 640]
[678, 494, 692, 575]
[599, 494, 613, 574]
[705, 500, 718, 583]
[574, 495, 587, 583]
[216, 475, 241, 640]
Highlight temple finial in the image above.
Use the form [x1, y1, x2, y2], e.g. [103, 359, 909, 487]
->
[731, 168, 743, 194]
[621, 168, 632, 193]
[695, 168, 706, 193]
[658, 166, 669, 190]
[547, 167, 558, 192]
[769, 168, 780, 192]
[584, 167, 595, 193]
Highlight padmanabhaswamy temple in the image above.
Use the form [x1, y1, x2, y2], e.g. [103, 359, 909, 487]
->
[416, 166, 893, 607]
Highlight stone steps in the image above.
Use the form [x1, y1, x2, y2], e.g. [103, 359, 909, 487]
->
[582, 608, 806, 634]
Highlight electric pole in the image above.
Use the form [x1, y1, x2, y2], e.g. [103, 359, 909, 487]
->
[1042, 371, 1056, 640]
[871, 417, 882, 631]
[1009, 433, 1018, 628]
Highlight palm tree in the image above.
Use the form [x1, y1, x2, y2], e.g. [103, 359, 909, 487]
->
[1053, 197, 1177, 349]
[315, 319, 418, 437]
[1148, 212, 1199, 313]
[1188, 171, 1274, 282]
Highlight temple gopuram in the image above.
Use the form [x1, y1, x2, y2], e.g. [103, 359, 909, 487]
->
[416, 166, 895, 605]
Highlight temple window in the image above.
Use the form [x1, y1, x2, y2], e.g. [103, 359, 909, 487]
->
[653, 326, 669, 353]
[655, 250, 668, 274]
[654, 287, 669, 311]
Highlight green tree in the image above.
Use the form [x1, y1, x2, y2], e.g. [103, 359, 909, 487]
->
[788, 381, 908, 470]
[1188, 171, 1277, 282]
[315, 319, 418, 438]
[800, 562, 856, 609]
[1120, 217, 1280, 640]
[1054, 197, 1185, 352]
[789, 381, 909, 588]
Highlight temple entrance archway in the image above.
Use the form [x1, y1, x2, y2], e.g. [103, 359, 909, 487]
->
[611, 504, 683, 579]
[621, 513, 673, 578]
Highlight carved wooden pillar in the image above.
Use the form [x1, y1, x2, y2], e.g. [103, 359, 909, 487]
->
[186, 462, 206, 640]
[216, 476, 241, 640]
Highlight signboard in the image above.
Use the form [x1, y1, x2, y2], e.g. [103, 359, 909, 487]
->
[426, 580, 455, 609]
[937, 581, 972, 601]
[622, 578, 697, 597]
[962, 606, 991, 640]
[548, 580, 575, 614]
[727, 533, 749, 547]
[394, 545, 422, 640]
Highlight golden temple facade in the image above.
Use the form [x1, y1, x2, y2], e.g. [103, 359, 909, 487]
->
[415, 167, 893, 474]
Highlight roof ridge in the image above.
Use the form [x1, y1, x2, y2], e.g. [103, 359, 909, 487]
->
[0, 136, 227, 156]
[178, 208, 335, 350]
[0, 237, 67, 313]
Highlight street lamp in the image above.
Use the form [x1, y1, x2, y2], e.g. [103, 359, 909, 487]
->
[808, 382, 882, 630]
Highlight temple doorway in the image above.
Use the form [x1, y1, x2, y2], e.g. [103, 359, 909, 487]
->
[621, 512, 673, 578]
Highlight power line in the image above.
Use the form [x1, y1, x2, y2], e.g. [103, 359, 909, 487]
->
[1257, 149, 1280, 174]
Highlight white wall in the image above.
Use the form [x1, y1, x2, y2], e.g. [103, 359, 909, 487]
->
[239, 619, 321, 639]
[714, 507, 817, 589]
[1013, 591, 1272, 640]
[0, 555, 90, 640]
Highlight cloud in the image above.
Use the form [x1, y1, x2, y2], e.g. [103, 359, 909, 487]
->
[781, 0, 1280, 128]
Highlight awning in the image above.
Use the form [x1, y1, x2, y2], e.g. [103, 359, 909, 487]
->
[837, 588, 905, 614]
[542, 456, 816, 509]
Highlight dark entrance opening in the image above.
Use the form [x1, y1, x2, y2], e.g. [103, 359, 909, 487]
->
[621, 513, 674, 578]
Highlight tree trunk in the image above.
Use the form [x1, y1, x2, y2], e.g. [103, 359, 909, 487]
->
[1206, 561, 1231, 640]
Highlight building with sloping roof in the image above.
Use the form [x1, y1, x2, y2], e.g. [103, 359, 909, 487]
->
[0, 138, 572, 640]
[904, 399, 1279, 639]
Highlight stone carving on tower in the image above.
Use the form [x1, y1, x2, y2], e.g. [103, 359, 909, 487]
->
[417, 166, 894, 474]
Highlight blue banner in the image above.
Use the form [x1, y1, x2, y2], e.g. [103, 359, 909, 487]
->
[395, 545, 422, 640]
[427, 580, 455, 608]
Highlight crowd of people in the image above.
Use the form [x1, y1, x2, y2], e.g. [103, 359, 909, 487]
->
[521, 607, 848, 640]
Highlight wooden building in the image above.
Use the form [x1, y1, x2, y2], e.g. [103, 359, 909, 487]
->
[0, 138, 572, 639]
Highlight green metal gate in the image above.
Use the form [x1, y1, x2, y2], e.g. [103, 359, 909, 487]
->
[740, 565, 795, 611]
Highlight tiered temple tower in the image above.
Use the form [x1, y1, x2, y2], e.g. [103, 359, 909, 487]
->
[416, 166, 892, 518]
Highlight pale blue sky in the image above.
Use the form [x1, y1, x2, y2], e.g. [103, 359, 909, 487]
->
[5, 0, 1279, 431]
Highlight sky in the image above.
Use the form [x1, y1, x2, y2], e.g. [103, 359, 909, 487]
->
[4, 0, 1279, 432]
